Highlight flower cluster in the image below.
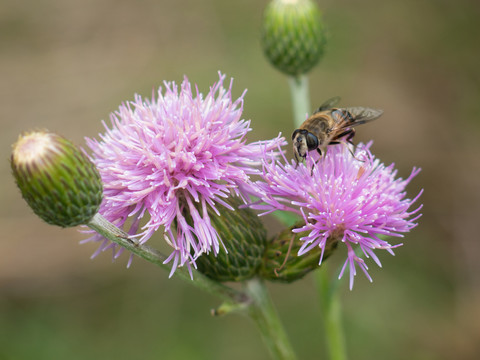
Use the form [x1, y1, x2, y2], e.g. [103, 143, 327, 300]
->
[84, 74, 284, 274]
[250, 142, 423, 289]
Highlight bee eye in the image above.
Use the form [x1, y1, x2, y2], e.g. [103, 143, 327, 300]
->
[305, 132, 319, 150]
[291, 129, 301, 140]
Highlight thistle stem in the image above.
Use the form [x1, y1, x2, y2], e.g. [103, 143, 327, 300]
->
[245, 278, 298, 360]
[288, 74, 311, 129]
[87, 213, 244, 303]
[288, 71, 346, 359]
[88, 214, 296, 358]
[315, 267, 348, 360]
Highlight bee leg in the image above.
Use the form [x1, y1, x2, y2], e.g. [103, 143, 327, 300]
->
[349, 147, 363, 161]
[344, 130, 367, 161]
[345, 128, 356, 145]
[335, 128, 355, 144]
[294, 153, 300, 168]
[307, 148, 323, 175]
[334, 129, 363, 160]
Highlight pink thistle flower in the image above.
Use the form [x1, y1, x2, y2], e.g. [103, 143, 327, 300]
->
[84, 73, 284, 275]
[250, 142, 423, 289]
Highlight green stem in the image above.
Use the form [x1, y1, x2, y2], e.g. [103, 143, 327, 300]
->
[87, 213, 244, 303]
[288, 74, 311, 129]
[245, 278, 298, 360]
[88, 216, 295, 359]
[315, 267, 347, 360]
[288, 70, 347, 359]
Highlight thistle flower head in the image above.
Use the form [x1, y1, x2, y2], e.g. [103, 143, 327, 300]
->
[85, 73, 284, 273]
[250, 142, 423, 289]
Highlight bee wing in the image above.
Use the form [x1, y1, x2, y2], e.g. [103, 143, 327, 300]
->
[313, 96, 341, 114]
[344, 107, 383, 125]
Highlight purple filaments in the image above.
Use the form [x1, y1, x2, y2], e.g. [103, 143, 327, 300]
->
[84, 73, 285, 275]
[250, 142, 423, 289]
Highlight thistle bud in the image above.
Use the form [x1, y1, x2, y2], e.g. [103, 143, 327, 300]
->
[259, 222, 338, 283]
[11, 130, 103, 227]
[195, 198, 267, 282]
[261, 0, 327, 76]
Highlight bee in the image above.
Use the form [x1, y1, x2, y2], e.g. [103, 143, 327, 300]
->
[292, 97, 383, 164]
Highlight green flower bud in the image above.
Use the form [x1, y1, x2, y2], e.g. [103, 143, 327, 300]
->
[11, 130, 103, 227]
[259, 222, 338, 283]
[261, 0, 327, 76]
[195, 198, 267, 282]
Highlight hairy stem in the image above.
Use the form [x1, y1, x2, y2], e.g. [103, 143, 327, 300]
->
[315, 267, 348, 360]
[245, 278, 298, 360]
[288, 74, 311, 129]
[87, 213, 244, 303]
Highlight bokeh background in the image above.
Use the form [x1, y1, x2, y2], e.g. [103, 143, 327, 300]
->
[1, 0, 479, 359]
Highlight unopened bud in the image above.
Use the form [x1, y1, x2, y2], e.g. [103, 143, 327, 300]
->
[11, 130, 103, 227]
[196, 198, 267, 282]
[261, 0, 327, 76]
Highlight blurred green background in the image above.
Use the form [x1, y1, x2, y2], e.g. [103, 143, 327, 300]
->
[1, 0, 479, 359]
